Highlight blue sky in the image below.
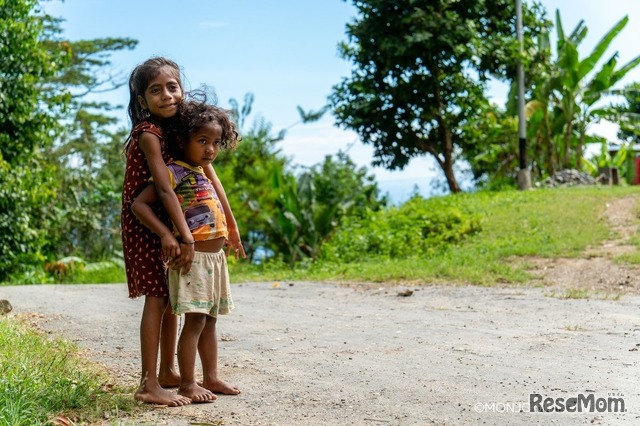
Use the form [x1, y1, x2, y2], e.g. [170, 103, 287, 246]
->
[44, 0, 640, 202]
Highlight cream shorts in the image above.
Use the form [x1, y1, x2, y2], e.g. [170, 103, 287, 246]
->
[168, 250, 234, 317]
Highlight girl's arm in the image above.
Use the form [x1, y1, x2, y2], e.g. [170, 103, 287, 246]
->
[138, 132, 194, 272]
[131, 184, 181, 259]
[204, 164, 246, 260]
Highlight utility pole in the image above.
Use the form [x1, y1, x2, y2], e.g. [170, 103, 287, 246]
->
[516, 0, 531, 189]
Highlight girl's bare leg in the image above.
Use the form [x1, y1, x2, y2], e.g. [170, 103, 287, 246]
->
[135, 296, 191, 406]
[199, 317, 241, 395]
[158, 305, 180, 387]
[177, 313, 216, 402]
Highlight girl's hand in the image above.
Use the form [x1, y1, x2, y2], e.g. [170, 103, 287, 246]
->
[160, 234, 181, 259]
[172, 242, 195, 274]
[225, 226, 246, 260]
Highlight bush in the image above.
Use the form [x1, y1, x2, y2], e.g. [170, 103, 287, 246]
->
[0, 157, 58, 283]
[321, 195, 481, 262]
[44, 255, 125, 284]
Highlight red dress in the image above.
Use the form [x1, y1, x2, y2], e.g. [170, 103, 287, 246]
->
[121, 121, 172, 298]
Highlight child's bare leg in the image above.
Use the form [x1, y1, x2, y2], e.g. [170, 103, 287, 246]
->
[199, 317, 241, 395]
[158, 305, 180, 387]
[135, 296, 191, 406]
[177, 313, 216, 402]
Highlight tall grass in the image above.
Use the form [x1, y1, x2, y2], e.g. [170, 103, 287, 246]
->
[0, 316, 137, 425]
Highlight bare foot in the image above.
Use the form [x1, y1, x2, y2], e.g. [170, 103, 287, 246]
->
[202, 378, 241, 395]
[178, 383, 217, 403]
[134, 384, 192, 407]
[158, 370, 181, 388]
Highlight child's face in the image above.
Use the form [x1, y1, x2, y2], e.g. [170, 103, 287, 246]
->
[137, 66, 183, 119]
[183, 121, 222, 168]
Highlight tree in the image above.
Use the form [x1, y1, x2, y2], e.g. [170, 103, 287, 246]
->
[0, 0, 69, 164]
[265, 153, 385, 265]
[459, 104, 521, 189]
[330, 0, 548, 193]
[271, 152, 387, 265]
[217, 94, 386, 265]
[0, 0, 69, 281]
[526, 11, 640, 174]
[0, 0, 136, 281]
[49, 120, 128, 260]
[215, 94, 290, 262]
[41, 10, 135, 262]
[611, 82, 640, 143]
[308, 151, 387, 222]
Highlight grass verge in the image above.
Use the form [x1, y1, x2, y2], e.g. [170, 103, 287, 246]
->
[231, 186, 640, 285]
[0, 315, 138, 425]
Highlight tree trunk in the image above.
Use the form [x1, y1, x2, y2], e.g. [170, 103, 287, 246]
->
[442, 157, 461, 193]
[576, 125, 586, 169]
[543, 108, 556, 176]
[562, 116, 574, 169]
[439, 116, 461, 193]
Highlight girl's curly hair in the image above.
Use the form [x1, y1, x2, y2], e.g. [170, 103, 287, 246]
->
[167, 92, 241, 161]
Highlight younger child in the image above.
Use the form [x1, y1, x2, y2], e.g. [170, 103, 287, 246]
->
[132, 99, 242, 402]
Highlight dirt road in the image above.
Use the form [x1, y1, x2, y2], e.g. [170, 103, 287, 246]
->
[2, 281, 639, 425]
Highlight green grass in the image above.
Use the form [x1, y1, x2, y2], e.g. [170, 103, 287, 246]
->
[615, 199, 640, 264]
[4, 185, 635, 288]
[232, 186, 640, 285]
[64, 261, 127, 284]
[0, 316, 138, 425]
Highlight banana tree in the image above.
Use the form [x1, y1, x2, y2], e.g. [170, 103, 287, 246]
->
[524, 10, 640, 178]
[265, 167, 345, 266]
[549, 10, 640, 170]
[582, 140, 630, 179]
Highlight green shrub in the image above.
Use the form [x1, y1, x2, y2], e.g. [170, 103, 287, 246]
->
[0, 157, 58, 283]
[321, 195, 481, 262]
[43, 255, 126, 284]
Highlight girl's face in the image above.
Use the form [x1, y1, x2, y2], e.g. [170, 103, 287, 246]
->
[137, 66, 183, 119]
[183, 121, 222, 168]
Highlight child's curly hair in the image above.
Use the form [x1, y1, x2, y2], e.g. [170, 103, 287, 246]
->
[168, 93, 240, 160]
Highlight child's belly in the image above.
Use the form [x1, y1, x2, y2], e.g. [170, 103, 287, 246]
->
[195, 236, 226, 253]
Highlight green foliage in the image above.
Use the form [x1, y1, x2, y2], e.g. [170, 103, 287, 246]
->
[0, 157, 58, 283]
[330, 0, 549, 193]
[262, 153, 387, 266]
[44, 256, 125, 284]
[0, 0, 71, 164]
[460, 104, 521, 188]
[321, 195, 481, 262]
[611, 82, 640, 143]
[525, 10, 640, 177]
[233, 186, 637, 286]
[0, 0, 135, 282]
[218, 94, 386, 265]
[309, 151, 387, 220]
[0, 316, 136, 425]
[48, 124, 127, 260]
[216, 95, 289, 262]
[582, 140, 630, 178]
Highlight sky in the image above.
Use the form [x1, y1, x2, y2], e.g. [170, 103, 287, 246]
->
[43, 0, 640, 203]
